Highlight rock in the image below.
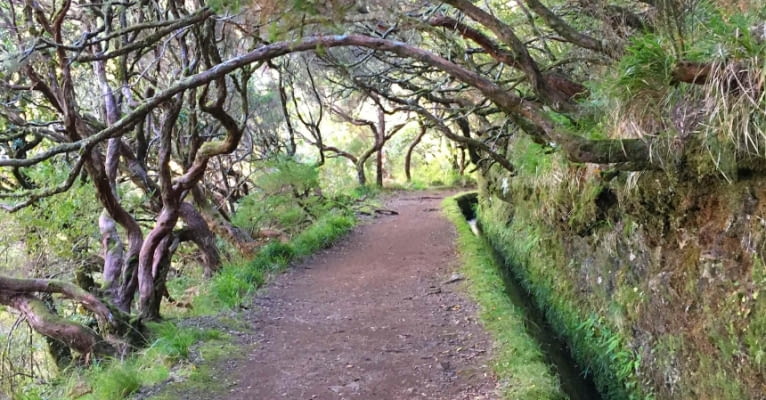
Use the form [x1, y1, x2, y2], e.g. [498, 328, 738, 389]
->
[444, 273, 465, 284]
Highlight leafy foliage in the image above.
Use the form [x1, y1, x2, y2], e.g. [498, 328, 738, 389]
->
[10, 182, 100, 260]
[616, 34, 675, 98]
[233, 158, 323, 235]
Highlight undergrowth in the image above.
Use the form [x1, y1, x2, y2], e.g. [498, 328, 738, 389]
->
[26, 322, 225, 400]
[26, 208, 356, 400]
[443, 195, 566, 400]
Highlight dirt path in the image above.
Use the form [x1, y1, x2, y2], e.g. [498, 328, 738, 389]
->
[202, 191, 498, 399]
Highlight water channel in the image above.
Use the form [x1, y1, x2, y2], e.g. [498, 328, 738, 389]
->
[455, 192, 602, 400]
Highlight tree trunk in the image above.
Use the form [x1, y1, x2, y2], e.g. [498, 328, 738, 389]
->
[139, 234, 177, 321]
[115, 240, 141, 313]
[277, 68, 298, 156]
[450, 141, 460, 172]
[375, 107, 385, 187]
[99, 210, 124, 296]
[83, 150, 143, 312]
[459, 148, 467, 176]
[405, 123, 427, 182]
[1, 294, 116, 358]
[41, 294, 73, 370]
[137, 205, 180, 321]
[192, 185, 258, 255]
[356, 161, 367, 186]
[179, 202, 220, 276]
[91, 56, 144, 312]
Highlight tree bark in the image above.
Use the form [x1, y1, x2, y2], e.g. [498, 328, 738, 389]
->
[405, 123, 427, 182]
[356, 161, 368, 186]
[179, 202, 221, 277]
[136, 95, 183, 320]
[0, 294, 115, 357]
[139, 234, 179, 321]
[0, 275, 132, 358]
[376, 107, 385, 187]
[41, 293, 74, 370]
[84, 150, 143, 312]
[278, 68, 298, 156]
[0, 277, 115, 323]
[92, 45, 140, 311]
[138, 206, 179, 320]
[192, 185, 258, 255]
[99, 209, 124, 296]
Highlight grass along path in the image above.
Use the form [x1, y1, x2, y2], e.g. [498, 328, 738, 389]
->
[153, 190, 498, 399]
[443, 194, 568, 399]
[34, 191, 576, 400]
[29, 210, 357, 400]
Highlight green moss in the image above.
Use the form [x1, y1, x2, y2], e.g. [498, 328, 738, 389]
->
[479, 194, 649, 400]
[746, 256, 766, 373]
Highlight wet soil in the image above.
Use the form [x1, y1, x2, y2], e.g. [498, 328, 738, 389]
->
[176, 191, 499, 399]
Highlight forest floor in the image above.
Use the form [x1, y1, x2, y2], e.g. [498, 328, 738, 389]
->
[153, 190, 499, 399]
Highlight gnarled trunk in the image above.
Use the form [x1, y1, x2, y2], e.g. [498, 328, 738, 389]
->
[0, 276, 139, 360]
[99, 210, 124, 295]
[138, 234, 179, 321]
[137, 204, 180, 321]
[1, 294, 116, 357]
[192, 185, 258, 255]
[405, 123, 427, 182]
[179, 202, 221, 277]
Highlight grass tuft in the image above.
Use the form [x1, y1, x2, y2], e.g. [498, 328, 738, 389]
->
[36, 322, 221, 399]
[146, 321, 223, 361]
[88, 362, 143, 399]
[292, 211, 355, 257]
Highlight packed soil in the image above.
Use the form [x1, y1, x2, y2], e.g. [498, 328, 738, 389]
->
[181, 191, 498, 399]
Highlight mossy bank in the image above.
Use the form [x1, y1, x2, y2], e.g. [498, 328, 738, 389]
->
[477, 136, 766, 399]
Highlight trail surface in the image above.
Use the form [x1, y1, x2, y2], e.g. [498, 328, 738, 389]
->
[198, 191, 498, 399]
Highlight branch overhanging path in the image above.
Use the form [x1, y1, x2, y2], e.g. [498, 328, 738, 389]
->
[2, 33, 655, 175]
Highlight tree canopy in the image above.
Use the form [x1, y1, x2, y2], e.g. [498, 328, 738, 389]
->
[0, 0, 764, 383]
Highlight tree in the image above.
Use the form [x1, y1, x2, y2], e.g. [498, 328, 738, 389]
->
[0, 0, 760, 365]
